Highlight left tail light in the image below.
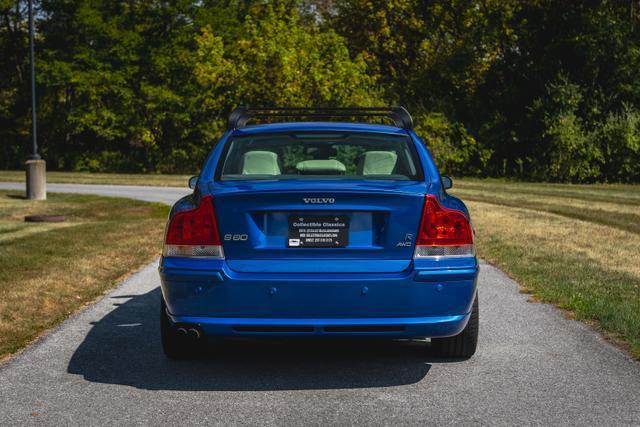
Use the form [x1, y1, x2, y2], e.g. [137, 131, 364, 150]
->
[162, 195, 224, 258]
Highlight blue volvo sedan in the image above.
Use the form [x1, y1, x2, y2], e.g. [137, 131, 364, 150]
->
[159, 107, 479, 359]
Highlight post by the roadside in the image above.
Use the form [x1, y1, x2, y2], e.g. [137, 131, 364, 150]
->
[26, 0, 46, 200]
[26, 160, 46, 200]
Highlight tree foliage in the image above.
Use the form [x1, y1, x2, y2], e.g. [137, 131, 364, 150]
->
[194, 2, 379, 121]
[1, 0, 640, 182]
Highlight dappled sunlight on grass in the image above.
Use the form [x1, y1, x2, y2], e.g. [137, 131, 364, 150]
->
[0, 221, 80, 243]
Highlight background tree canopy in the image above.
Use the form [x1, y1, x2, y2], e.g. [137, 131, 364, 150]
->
[1, 0, 640, 182]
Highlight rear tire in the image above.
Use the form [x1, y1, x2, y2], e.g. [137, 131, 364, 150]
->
[160, 297, 200, 360]
[431, 294, 479, 358]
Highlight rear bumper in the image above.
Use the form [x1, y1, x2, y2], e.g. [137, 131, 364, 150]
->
[167, 313, 470, 339]
[159, 257, 478, 339]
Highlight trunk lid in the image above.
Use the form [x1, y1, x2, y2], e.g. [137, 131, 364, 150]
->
[211, 180, 426, 273]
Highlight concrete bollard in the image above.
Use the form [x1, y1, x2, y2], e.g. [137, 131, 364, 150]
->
[26, 159, 46, 200]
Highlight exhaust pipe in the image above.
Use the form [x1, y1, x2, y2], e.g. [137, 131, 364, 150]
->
[188, 328, 201, 340]
[175, 325, 202, 340]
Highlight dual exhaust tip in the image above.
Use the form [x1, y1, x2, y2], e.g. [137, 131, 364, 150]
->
[176, 326, 202, 340]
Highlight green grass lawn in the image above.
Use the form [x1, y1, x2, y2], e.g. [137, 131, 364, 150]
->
[0, 170, 190, 187]
[450, 179, 640, 358]
[0, 191, 168, 359]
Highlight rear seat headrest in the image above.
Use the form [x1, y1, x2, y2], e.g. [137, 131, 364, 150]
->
[241, 151, 281, 175]
[360, 151, 398, 175]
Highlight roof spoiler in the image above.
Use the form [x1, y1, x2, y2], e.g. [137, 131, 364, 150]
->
[227, 107, 413, 131]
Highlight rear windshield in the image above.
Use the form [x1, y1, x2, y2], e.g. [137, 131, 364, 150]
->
[219, 132, 421, 181]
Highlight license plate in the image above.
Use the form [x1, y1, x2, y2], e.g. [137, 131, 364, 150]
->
[288, 215, 349, 248]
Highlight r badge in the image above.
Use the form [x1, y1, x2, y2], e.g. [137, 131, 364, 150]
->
[396, 233, 414, 247]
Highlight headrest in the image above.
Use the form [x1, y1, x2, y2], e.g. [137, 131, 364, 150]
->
[241, 151, 281, 175]
[360, 151, 397, 175]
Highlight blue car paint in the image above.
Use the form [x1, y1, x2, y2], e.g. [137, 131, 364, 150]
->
[160, 122, 478, 339]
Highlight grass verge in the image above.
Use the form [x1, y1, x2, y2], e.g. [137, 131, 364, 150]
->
[452, 180, 640, 358]
[0, 170, 190, 187]
[0, 191, 168, 359]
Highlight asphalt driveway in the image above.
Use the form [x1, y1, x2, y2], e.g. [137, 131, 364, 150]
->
[0, 182, 639, 425]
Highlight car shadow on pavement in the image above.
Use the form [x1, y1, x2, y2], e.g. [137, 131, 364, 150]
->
[68, 288, 465, 391]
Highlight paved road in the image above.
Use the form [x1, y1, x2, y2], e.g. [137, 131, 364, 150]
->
[1, 182, 639, 425]
[0, 182, 190, 205]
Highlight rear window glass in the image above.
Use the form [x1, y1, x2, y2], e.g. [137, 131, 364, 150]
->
[219, 132, 420, 181]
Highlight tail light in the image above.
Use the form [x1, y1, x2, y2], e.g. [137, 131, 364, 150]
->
[414, 194, 474, 258]
[162, 195, 224, 258]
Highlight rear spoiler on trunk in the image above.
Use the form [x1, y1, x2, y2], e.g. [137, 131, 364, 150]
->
[228, 106, 413, 131]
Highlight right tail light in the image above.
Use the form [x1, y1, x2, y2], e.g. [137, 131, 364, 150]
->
[414, 195, 474, 258]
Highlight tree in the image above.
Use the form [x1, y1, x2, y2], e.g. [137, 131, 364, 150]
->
[2, 0, 640, 181]
[0, 0, 30, 168]
[474, 0, 640, 179]
[194, 1, 380, 124]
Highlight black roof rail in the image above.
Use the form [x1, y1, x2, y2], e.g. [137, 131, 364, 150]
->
[227, 106, 413, 130]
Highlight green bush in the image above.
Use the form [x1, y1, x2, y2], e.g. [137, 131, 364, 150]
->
[525, 75, 602, 182]
[542, 111, 602, 182]
[596, 107, 640, 182]
[156, 147, 209, 175]
[72, 151, 133, 173]
[414, 113, 491, 176]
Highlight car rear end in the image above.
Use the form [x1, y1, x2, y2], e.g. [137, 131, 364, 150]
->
[159, 112, 479, 358]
